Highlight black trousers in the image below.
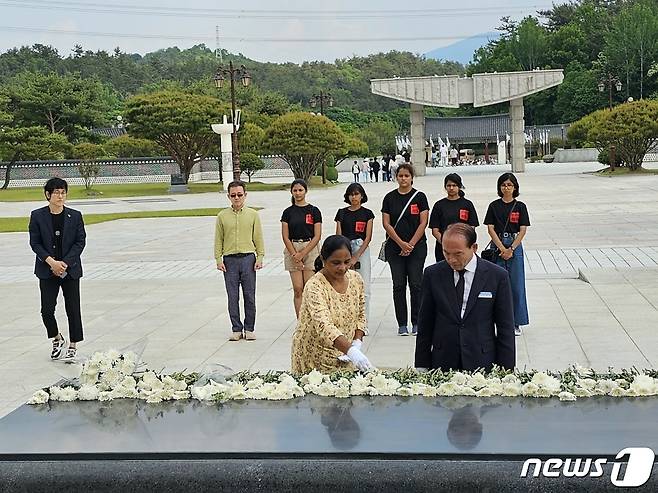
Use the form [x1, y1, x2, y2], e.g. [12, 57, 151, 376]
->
[387, 242, 427, 327]
[434, 241, 445, 263]
[39, 276, 84, 343]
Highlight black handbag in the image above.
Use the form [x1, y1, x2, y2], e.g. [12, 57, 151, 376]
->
[481, 201, 517, 263]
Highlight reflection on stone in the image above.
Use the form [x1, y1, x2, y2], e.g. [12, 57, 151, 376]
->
[319, 401, 361, 451]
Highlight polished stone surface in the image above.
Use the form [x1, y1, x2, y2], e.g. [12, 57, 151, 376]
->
[1, 396, 657, 458]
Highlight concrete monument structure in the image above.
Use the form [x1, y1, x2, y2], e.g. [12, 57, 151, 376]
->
[371, 70, 564, 174]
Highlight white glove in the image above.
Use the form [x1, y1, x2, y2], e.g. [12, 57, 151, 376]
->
[346, 346, 374, 372]
[338, 339, 362, 362]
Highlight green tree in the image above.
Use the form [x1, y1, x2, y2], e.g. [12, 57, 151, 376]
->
[334, 136, 369, 167]
[264, 112, 345, 182]
[587, 100, 658, 170]
[72, 142, 106, 192]
[0, 126, 70, 189]
[238, 122, 265, 155]
[1, 71, 118, 139]
[509, 17, 548, 71]
[355, 120, 396, 156]
[124, 90, 223, 183]
[103, 135, 164, 157]
[239, 152, 264, 183]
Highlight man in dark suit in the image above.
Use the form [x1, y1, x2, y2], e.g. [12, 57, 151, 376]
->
[415, 223, 515, 372]
[28, 177, 86, 360]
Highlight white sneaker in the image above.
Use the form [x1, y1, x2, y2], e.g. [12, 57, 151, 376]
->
[514, 326, 523, 336]
[51, 337, 66, 359]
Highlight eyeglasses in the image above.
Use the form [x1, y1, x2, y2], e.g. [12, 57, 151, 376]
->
[229, 193, 244, 198]
[500, 183, 515, 188]
[51, 190, 67, 196]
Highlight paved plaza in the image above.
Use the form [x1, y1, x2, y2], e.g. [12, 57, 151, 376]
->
[2, 161, 658, 417]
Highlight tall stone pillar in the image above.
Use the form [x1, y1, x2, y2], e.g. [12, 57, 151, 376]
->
[410, 103, 426, 176]
[509, 98, 525, 173]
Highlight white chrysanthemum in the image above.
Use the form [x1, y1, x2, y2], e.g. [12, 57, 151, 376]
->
[278, 374, 297, 388]
[245, 386, 267, 399]
[466, 372, 488, 389]
[334, 386, 350, 398]
[49, 386, 78, 402]
[27, 389, 49, 404]
[630, 375, 657, 396]
[80, 372, 99, 386]
[105, 349, 121, 362]
[123, 351, 139, 364]
[245, 377, 264, 389]
[437, 382, 459, 396]
[98, 391, 113, 401]
[476, 387, 496, 397]
[576, 378, 596, 391]
[502, 374, 520, 385]
[77, 385, 100, 401]
[558, 391, 577, 401]
[349, 375, 370, 396]
[146, 393, 163, 404]
[100, 368, 123, 389]
[307, 370, 324, 386]
[573, 387, 592, 398]
[162, 376, 187, 392]
[531, 372, 561, 392]
[118, 360, 137, 376]
[173, 390, 190, 400]
[521, 382, 539, 397]
[459, 386, 477, 396]
[501, 383, 522, 397]
[420, 385, 439, 397]
[536, 387, 554, 398]
[450, 372, 468, 386]
[610, 386, 626, 397]
[396, 387, 414, 397]
[596, 378, 619, 395]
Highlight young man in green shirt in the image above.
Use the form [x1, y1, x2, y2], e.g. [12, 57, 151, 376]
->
[214, 181, 265, 341]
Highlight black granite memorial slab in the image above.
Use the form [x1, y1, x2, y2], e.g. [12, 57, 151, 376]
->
[0, 396, 656, 491]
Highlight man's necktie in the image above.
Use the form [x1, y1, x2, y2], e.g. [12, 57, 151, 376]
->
[455, 269, 466, 316]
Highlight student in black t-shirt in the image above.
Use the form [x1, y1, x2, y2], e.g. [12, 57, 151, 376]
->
[281, 179, 323, 318]
[381, 163, 429, 336]
[28, 177, 87, 361]
[429, 173, 479, 262]
[484, 173, 530, 336]
[335, 183, 375, 322]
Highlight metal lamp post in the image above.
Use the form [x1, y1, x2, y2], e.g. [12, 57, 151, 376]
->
[309, 91, 334, 184]
[214, 61, 252, 181]
[598, 74, 622, 171]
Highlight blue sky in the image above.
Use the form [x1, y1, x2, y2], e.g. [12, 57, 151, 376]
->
[0, 0, 552, 62]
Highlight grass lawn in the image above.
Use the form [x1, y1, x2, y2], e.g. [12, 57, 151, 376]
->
[0, 208, 225, 233]
[0, 177, 335, 202]
[594, 166, 658, 176]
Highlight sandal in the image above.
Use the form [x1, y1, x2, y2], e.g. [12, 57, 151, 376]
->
[51, 337, 66, 359]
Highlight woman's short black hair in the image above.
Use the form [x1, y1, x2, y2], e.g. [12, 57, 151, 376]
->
[290, 178, 308, 204]
[497, 172, 520, 198]
[44, 177, 68, 199]
[343, 183, 368, 204]
[315, 234, 352, 272]
[444, 173, 465, 198]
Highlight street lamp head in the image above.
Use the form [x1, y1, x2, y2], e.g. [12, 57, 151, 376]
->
[213, 72, 225, 89]
[615, 80, 622, 92]
[240, 67, 252, 87]
[597, 82, 605, 92]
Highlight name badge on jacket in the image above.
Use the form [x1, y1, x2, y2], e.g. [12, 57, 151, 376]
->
[478, 291, 493, 299]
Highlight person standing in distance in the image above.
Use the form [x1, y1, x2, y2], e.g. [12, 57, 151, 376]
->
[415, 223, 515, 372]
[429, 173, 479, 263]
[29, 177, 86, 360]
[215, 180, 265, 341]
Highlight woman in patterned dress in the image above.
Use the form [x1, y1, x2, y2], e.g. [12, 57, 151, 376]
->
[291, 235, 374, 374]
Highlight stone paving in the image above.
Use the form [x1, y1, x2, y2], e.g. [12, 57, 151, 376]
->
[2, 161, 658, 417]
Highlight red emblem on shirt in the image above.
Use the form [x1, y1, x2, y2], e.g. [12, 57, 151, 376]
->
[355, 221, 366, 233]
[510, 212, 520, 224]
[459, 209, 469, 221]
[410, 204, 419, 215]
[305, 213, 314, 225]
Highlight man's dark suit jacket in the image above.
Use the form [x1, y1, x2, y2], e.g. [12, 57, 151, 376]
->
[29, 206, 86, 280]
[414, 256, 515, 371]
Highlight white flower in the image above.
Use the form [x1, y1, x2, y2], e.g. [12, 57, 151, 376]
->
[522, 382, 539, 397]
[307, 370, 324, 386]
[466, 372, 488, 389]
[80, 371, 99, 386]
[558, 391, 577, 401]
[536, 387, 554, 398]
[98, 391, 113, 401]
[396, 387, 414, 397]
[476, 387, 496, 397]
[173, 390, 190, 400]
[162, 376, 187, 392]
[437, 382, 459, 396]
[574, 364, 594, 378]
[610, 386, 626, 397]
[576, 378, 596, 391]
[501, 382, 522, 397]
[100, 368, 123, 389]
[594, 379, 619, 395]
[77, 385, 100, 401]
[484, 381, 503, 396]
[531, 372, 561, 393]
[459, 386, 477, 396]
[226, 383, 248, 400]
[245, 377, 264, 389]
[27, 389, 49, 404]
[450, 372, 469, 386]
[49, 386, 78, 402]
[573, 387, 592, 398]
[630, 375, 657, 396]
[334, 386, 351, 398]
[278, 374, 298, 388]
[419, 385, 439, 397]
[118, 360, 137, 376]
[502, 374, 520, 385]
[349, 375, 370, 396]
